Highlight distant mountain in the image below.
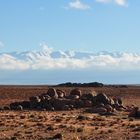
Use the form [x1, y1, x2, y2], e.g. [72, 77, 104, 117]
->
[0, 50, 137, 60]
[0, 47, 140, 71]
[1, 48, 140, 84]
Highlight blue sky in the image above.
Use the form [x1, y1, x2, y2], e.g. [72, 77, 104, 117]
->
[0, 0, 140, 84]
[0, 0, 139, 52]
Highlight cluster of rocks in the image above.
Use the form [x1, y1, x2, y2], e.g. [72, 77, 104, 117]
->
[85, 91, 126, 115]
[7, 88, 127, 114]
[1, 87, 139, 117]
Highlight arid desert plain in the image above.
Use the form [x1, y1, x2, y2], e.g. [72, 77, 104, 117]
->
[0, 85, 140, 140]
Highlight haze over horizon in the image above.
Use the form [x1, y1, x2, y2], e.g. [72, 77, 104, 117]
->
[0, 0, 140, 84]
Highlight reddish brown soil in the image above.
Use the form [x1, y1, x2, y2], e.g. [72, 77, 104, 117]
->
[0, 86, 140, 140]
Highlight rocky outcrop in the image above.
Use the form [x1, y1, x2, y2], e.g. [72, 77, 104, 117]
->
[6, 87, 130, 116]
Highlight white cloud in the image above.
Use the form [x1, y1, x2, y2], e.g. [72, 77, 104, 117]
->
[67, 0, 90, 10]
[115, 0, 126, 6]
[0, 44, 140, 71]
[96, 0, 127, 6]
[0, 54, 30, 70]
[66, 0, 128, 10]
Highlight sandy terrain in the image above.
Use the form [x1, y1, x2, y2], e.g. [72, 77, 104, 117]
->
[0, 86, 140, 140]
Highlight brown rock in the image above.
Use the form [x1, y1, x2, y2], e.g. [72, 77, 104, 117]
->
[84, 100, 93, 107]
[128, 107, 140, 118]
[94, 93, 110, 105]
[69, 94, 80, 100]
[56, 89, 66, 98]
[70, 88, 82, 97]
[74, 99, 84, 108]
[105, 104, 113, 112]
[50, 98, 72, 110]
[29, 96, 41, 109]
[47, 88, 58, 99]
[92, 107, 107, 114]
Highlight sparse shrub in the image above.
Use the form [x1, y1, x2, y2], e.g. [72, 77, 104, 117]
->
[129, 118, 134, 121]
[95, 127, 99, 130]
[46, 125, 54, 131]
[29, 114, 35, 118]
[77, 127, 83, 132]
[77, 115, 87, 121]
[52, 133, 63, 139]
[108, 129, 113, 133]
[20, 115, 25, 119]
[11, 136, 17, 140]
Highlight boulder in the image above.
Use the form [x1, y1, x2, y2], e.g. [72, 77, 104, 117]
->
[10, 102, 21, 110]
[81, 92, 95, 101]
[70, 89, 82, 97]
[41, 94, 51, 101]
[63, 105, 71, 111]
[94, 103, 105, 108]
[83, 100, 93, 107]
[56, 89, 66, 98]
[50, 98, 73, 111]
[92, 107, 107, 114]
[93, 93, 110, 105]
[40, 99, 52, 110]
[47, 88, 58, 99]
[10, 102, 27, 110]
[113, 97, 126, 110]
[29, 96, 41, 109]
[29, 96, 41, 102]
[104, 104, 113, 112]
[74, 99, 84, 108]
[68, 94, 80, 100]
[113, 97, 122, 105]
[108, 98, 115, 106]
[16, 105, 23, 111]
[117, 97, 123, 105]
[20, 101, 30, 109]
[128, 107, 140, 118]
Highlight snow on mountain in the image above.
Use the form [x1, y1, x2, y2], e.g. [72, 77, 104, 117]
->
[1, 45, 140, 70]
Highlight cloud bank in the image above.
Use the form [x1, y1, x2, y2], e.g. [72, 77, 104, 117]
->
[0, 44, 140, 71]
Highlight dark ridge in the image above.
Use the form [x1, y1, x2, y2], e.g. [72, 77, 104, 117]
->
[106, 85, 128, 88]
[55, 82, 104, 87]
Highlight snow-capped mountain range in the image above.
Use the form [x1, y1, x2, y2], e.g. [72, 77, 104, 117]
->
[0, 45, 140, 70]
